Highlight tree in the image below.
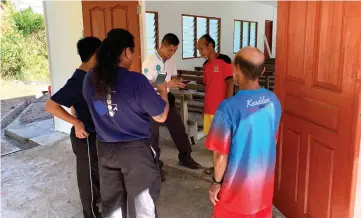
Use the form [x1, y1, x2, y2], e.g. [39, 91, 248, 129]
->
[10, 7, 45, 36]
[1, 1, 49, 82]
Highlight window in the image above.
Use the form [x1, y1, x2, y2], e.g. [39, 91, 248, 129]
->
[182, 14, 221, 59]
[145, 12, 159, 56]
[234, 20, 258, 53]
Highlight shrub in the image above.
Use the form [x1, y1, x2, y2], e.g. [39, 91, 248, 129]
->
[10, 7, 45, 36]
[1, 3, 49, 82]
[23, 29, 50, 82]
[1, 30, 26, 80]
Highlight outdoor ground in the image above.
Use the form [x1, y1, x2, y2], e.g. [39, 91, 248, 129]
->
[1, 139, 213, 218]
[1, 81, 285, 218]
[1, 138, 284, 218]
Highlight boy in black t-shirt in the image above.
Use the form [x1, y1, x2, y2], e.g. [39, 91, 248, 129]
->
[45, 37, 102, 218]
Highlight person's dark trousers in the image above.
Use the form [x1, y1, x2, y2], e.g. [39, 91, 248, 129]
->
[70, 127, 101, 218]
[151, 93, 192, 161]
[96, 139, 161, 218]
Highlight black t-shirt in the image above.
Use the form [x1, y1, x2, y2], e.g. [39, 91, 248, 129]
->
[51, 69, 95, 133]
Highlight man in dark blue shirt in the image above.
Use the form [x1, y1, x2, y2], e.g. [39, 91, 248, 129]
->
[45, 37, 102, 218]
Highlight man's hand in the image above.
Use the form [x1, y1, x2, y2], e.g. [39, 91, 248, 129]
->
[45, 99, 89, 139]
[167, 79, 185, 89]
[74, 120, 88, 139]
[155, 82, 168, 93]
[209, 184, 221, 205]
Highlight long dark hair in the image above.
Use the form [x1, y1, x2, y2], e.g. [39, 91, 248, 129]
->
[93, 29, 135, 97]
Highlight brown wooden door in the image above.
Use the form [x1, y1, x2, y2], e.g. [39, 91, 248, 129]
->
[264, 20, 273, 60]
[274, 2, 361, 218]
[82, 1, 141, 72]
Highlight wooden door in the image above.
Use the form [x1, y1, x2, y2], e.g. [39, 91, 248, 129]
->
[264, 20, 273, 59]
[274, 2, 361, 218]
[82, 1, 141, 72]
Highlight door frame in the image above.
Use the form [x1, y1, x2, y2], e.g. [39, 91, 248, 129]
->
[138, 0, 147, 63]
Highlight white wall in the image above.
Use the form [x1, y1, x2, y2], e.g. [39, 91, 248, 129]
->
[145, 1, 277, 70]
[44, 1, 84, 134]
[44, 0, 277, 133]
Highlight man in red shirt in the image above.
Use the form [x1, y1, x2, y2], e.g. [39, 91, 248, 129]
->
[197, 34, 234, 175]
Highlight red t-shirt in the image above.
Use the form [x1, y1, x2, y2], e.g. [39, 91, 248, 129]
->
[203, 54, 233, 114]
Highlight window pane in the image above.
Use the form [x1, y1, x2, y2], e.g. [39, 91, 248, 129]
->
[196, 17, 207, 57]
[196, 17, 207, 39]
[182, 16, 195, 58]
[209, 19, 219, 52]
[242, 21, 249, 48]
[250, 22, 257, 47]
[145, 12, 157, 56]
[234, 21, 241, 53]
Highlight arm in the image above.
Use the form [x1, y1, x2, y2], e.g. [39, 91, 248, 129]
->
[70, 106, 76, 117]
[167, 63, 185, 89]
[152, 83, 169, 123]
[47, 79, 88, 138]
[46, 100, 80, 126]
[205, 108, 232, 205]
[139, 76, 170, 123]
[213, 152, 228, 183]
[143, 58, 181, 89]
[45, 99, 87, 138]
[223, 57, 234, 98]
[206, 109, 232, 174]
[226, 77, 234, 98]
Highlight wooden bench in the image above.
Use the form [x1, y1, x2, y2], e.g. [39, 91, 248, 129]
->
[259, 75, 275, 91]
[171, 89, 200, 144]
[170, 69, 207, 144]
[171, 64, 276, 144]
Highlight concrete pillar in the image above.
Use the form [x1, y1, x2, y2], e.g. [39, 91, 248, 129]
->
[43, 1, 83, 133]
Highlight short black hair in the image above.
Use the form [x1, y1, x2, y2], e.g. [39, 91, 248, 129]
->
[234, 55, 265, 80]
[161, 33, 179, 46]
[107, 28, 128, 39]
[77, 37, 101, 62]
[200, 34, 215, 49]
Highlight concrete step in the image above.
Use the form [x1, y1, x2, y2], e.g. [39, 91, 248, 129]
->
[5, 119, 69, 149]
[1, 96, 36, 129]
[4, 93, 68, 149]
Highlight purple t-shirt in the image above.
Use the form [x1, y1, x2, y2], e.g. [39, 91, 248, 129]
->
[82, 67, 166, 142]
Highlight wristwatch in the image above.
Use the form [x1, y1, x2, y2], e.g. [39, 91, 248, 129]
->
[212, 176, 223, 185]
